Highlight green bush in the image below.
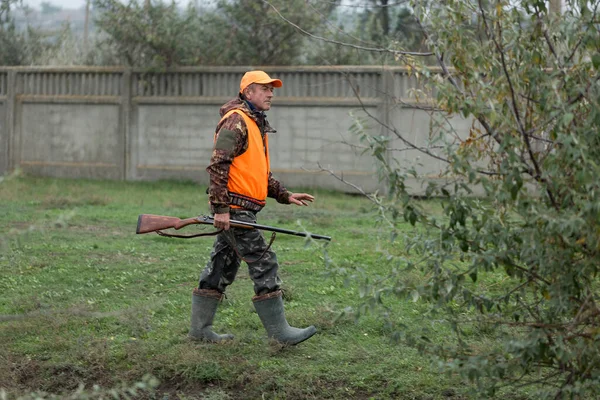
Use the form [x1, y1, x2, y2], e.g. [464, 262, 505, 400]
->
[351, 0, 600, 398]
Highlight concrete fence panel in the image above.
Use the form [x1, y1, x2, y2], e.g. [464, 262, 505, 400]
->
[130, 69, 243, 183]
[17, 102, 122, 179]
[0, 66, 470, 194]
[131, 103, 216, 181]
[7, 68, 126, 180]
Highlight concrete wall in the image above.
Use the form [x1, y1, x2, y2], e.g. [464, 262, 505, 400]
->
[0, 66, 473, 193]
[18, 102, 123, 179]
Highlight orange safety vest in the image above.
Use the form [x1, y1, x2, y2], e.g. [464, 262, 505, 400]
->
[216, 109, 270, 210]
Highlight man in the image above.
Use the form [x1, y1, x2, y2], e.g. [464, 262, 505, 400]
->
[189, 70, 317, 346]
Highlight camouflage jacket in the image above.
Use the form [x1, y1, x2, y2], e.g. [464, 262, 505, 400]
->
[206, 95, 291, 214]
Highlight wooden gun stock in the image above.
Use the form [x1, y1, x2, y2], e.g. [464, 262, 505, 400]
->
[136, 214, 206, 234]
[136, 214, 331, 241]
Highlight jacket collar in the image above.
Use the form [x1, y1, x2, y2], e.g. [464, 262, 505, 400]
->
[241, 96, 277, 134]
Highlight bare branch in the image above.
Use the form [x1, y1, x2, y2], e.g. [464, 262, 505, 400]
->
[538, 18, 560, 64]
[392, 96, 444, 111]
[412, 3, 504, 150]
[262, 0, 434, 57]
[308, 163, 397, 229]
[344, 73, 451, 164]
[479, 0, 559, 210]
[335, 138, 445, 154]
[317, 0, 411, 8]
[304, 0, 389, 50]
[308, 162, 375, 199]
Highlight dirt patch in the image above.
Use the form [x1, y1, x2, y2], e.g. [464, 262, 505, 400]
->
[8, 221, 34, 230]
[41, 195, 110, 209]
[5, 354, 114, 396]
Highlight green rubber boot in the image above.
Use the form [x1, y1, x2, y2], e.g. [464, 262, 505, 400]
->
[252, 290, 317, 345]
[189, 288, 234, 342]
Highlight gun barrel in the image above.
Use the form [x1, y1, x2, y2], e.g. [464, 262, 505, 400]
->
[200, 215, 331, 241]
[137, 214, 331, 241]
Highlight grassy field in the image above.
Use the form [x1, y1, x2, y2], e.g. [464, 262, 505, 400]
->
[1, 174, 504, 399]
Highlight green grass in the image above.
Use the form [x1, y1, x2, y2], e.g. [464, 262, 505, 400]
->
[0, 175, 514, 399]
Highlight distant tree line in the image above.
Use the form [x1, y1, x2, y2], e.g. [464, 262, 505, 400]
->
[0, 0, 426, 67]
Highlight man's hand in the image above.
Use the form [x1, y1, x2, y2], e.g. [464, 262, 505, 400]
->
[213, 212, 230, 230]
[289, 192, 314, 206]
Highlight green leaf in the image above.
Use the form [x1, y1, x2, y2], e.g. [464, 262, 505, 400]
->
[563, 113, 574, 126]
[592, 54, 600, 70]
[469, 271, 477, 283]
[409, 210, 417, 226]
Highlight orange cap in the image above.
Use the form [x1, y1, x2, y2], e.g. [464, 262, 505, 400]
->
[240, 70, 282, 93]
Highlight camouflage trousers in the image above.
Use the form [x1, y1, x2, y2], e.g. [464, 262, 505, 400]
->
[198, 210, 282, 295]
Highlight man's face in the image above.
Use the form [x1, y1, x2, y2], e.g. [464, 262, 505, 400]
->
[244, 84, 275, 111]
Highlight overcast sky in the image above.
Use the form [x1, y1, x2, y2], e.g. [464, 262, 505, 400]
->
[22, 0, 381, 11]
[24, 0, 86, 9]
[23, 0, 204, 9]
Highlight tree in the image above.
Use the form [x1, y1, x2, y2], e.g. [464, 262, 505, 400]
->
[302, 4, 373, 65]
[350, 0, 424, 63]
[361, 0, 392, 42]
[0, 0, 48, 65]
[199, 0, 340, 66]
[331, 0, 600, 397]
[90, 0, 340, 67]
[40, 1, 61, 14]
[392, 6, 423, 51]
[92, 0, 205, 68]
[0, 0, 25, 64]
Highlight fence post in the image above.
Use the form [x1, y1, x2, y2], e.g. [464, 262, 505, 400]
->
[3, 69, 17, 175]
[122, 68, 132, 180]
[379, 66, 395, 194]
[0, 73, 5, 177]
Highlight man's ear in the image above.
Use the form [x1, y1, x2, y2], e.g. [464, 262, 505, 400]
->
[243, 84, 255, 98]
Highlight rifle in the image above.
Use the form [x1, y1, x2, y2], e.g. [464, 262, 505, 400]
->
[136, 214, 332, 241]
